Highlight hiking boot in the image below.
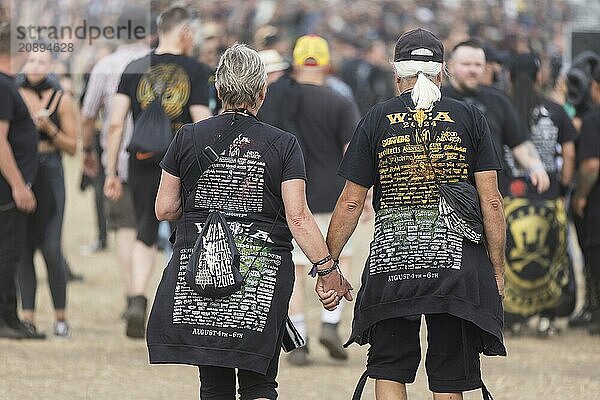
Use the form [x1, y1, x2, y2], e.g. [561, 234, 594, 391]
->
[54, 320, 71, 338]
[126, 295, 147, 339]
[319, 323, 348, 360]
[287, 345, 310, 366]
[121, 296, 134, 320]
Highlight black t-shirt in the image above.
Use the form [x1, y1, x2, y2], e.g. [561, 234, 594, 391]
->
[503, 98, 577, 199]
[0, 73, 38, 207]
[577, 106, 600, 246]
[442, 84, 528, 169]
[117, 52, 210, 134]
[148, 113, 306, 374]
[160, 113, 306, 249]
[340, 58, 395, 116]
[340, 93, 501, 209]
[258, 76, 360, 213]
[339, 93, 506, 357]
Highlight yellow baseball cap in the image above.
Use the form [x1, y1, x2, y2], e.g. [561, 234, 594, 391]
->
[293, 34, 330, 67]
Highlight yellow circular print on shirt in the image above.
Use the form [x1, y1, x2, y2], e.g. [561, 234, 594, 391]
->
[137, 63, 190, 120]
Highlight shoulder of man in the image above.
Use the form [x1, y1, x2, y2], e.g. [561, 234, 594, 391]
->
[122, 54, 151, 75]
[478, 85, 512, 105]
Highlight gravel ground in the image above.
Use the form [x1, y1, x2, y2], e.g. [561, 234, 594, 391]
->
[1, 157, 599, 400]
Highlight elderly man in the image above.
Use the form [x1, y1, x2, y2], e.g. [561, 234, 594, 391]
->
[321, 29, 506, 400]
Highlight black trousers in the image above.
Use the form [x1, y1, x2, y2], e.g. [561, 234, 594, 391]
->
[584, 245, 600, 318]
[0, 208, 27, 324]
[198, 327, 285, 400]
[18, 152, 68, 310]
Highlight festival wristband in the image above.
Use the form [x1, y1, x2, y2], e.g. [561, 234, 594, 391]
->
[310, 259, 340, 278]
[308, 255, 333, 278]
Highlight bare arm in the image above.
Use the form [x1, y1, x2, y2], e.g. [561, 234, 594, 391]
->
[475, 170, 506, 297]
[573, 158, 600, 217]
[0, 121, 36, 212]
[81, 116, 96, 151]
[282, 179, 352, 307]
[81, 116, 99, 178]
[190, 105, 211, 122]
[326, 180, 369, 260]
[511, 140, 550, 193]
[105, 94, 130, 178]
[54, 94, 78, 155]
[560, 141, 576, 188]
[576, 158, 600, 199]
[282, 179, 331, 262]
[155, 170, 182, 221]
[103, 94, 130, 201]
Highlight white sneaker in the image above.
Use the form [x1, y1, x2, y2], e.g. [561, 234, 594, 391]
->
[54, 321, 71, 338]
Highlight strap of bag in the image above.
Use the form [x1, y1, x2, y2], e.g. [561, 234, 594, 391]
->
[351, 370, 369, 400]
[183, 115, 258, 200]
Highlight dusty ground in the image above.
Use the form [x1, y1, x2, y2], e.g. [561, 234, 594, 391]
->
[1, 156, 599, 400]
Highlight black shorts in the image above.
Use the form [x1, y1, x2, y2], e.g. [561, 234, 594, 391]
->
[367, 314, 483, 393]
[106, 183, 136, 230]
[128, 159, 162, 246]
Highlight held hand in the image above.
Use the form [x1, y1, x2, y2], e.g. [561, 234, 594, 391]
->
[34, 113, 58, 136]
[82, 152, 99, 178]
[103, 175, 123, 201]
[529, 168, 550, 194]
[572, 196, 587, 218]
[12, 183, 36, 213]
[315, 271, 353, 310]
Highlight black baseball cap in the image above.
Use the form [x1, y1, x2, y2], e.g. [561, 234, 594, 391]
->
[394, 28, 444, 63]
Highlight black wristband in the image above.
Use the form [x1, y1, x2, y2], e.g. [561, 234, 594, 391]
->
[316, 260, 340, 277]
[308, 255, 332, 277]
[309, 259, 339, 278]
[560, 183, 570, 197]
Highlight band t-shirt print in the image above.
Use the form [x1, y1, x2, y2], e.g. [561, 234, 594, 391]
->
[339, 93, 501, 280]
[159, 114, 305, 334]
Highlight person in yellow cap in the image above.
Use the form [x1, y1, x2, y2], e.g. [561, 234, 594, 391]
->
[258, 34, 362, 366]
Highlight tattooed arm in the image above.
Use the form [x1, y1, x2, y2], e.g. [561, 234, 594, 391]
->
[573, 158, 600, 217]
[511, 140, 550, 193]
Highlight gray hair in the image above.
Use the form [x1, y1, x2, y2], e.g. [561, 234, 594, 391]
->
[393, 60, 442, 109]
[215, 44, 267, 109]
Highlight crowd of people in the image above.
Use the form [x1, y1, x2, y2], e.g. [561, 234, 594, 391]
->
[1, 0, 599, 398]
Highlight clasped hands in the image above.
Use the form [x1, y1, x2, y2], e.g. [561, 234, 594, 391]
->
[315, 261, 353, 311]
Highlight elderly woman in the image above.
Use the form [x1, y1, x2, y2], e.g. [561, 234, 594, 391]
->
[146, 44, 351, 399]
